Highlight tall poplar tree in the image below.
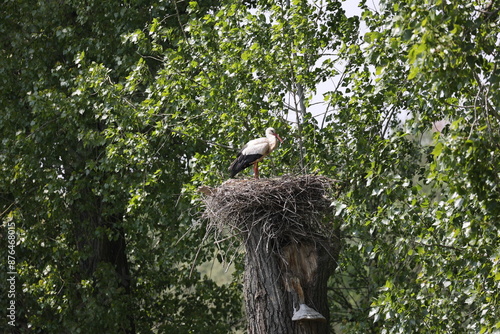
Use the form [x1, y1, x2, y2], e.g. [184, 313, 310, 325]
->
[1, 1, 241, 333]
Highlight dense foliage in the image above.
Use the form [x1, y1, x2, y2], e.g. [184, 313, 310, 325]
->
[333, 1, 500, 332]
[1, 0, 499, 333]
[1, 1, 241, 333]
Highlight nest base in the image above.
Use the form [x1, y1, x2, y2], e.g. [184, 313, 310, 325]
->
[202, 175, 339, 246]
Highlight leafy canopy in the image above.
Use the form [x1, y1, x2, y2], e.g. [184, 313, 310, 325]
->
[1, 0, 499, 333]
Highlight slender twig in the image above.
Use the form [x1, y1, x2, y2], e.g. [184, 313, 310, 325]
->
[172, 0, 190, 46]
[321, 64, 349, 129]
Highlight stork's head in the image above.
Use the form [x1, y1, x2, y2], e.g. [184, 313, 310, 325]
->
[266, 127, 284, 143]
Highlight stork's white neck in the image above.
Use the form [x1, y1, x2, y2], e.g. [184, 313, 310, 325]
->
[267, 133, 278, 151]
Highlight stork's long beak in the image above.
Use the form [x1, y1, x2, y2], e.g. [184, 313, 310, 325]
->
[275, 133, 284, 143]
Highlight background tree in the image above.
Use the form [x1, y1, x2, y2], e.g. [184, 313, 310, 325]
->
[327, 0, 500, 332]
[1, 1, 241, 333]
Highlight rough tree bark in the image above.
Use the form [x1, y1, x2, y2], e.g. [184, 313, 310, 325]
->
[244, 225, 340, 334]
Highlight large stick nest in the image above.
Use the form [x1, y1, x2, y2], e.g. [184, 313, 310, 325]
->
[201, 175, 340, 247]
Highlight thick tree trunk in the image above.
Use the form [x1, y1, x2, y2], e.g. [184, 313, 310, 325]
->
[244, 222, 340, 334]
[244, 231, 290, 333]
[67, 137, 135, 333]
[73, 188, 135, 334]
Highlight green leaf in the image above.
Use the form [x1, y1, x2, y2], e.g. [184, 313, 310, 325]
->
[241, 50, 252, 60]
[407, 65, 420, 80]
[432, 142, 444, 158]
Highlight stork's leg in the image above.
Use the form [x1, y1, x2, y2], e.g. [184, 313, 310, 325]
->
[253, 163, 259, 179]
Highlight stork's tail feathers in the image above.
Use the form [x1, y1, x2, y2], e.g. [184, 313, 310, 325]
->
[229, 154, 262, 177]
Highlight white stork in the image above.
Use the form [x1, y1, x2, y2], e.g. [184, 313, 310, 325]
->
[229, 127, 283, 179]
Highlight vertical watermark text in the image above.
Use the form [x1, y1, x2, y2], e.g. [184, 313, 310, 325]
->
[6, 220, 16, 327]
